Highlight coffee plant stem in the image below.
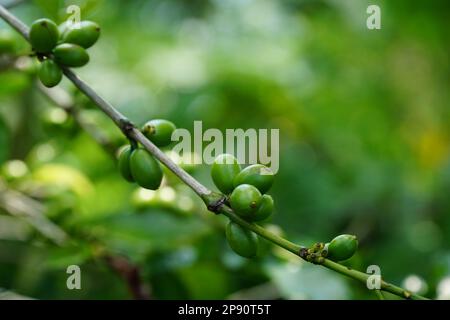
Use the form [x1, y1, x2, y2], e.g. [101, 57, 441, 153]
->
[58, 67, 211, 197]
[321, 259, 427, 300]
[220, 203, 427, 300]
[0, 4, 28, 39]
[0, 5, 429, 300]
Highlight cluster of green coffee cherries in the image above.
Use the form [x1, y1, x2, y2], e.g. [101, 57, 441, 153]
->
[305, 234, 359, 263]
[118, 119, 176, 190]
[28, 18, 100, 87]
[115, 121, 358, 263]
[211, 154, 276, 258]
[211, 156, 360, 261]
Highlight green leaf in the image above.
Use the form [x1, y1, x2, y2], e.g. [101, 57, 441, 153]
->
[60, 0, 105, 20]
[177, 263, 230, 299]
[32, 0, 64, 21]
[89, 211, 211, 259]
[0, 115, 10, 164]
[45, 243, 92, 269]
[0, 72, 30, 96]
[32, 163, 94, 197]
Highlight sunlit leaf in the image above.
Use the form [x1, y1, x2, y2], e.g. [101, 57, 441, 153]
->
[32, 163, 94, 196]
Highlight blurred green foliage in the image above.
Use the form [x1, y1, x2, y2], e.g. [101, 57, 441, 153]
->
[0, 0, 449, 299]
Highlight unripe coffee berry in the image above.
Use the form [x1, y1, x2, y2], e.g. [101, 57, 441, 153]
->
[252, 194, 274, 221]
[29, 18, 59, 53]
[61, 21, 100, 49]
[118, 145, 134, 182]
[53, 43, 89, 67]
[211, 154, 241, 194]
[141, 119, 176, 147]
[226, 222, 258, 258]
[233, 164, 274, 194]
[38, 59, 62, 88]
[129, 148, 163, 190]
[229, 184, 262, 219]
[327, 234, 358, 262]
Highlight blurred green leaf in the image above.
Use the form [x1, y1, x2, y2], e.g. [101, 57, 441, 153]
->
[32, 163, 94, 196]
[32, 0, 63, 20]
[45, 243, 92, 269]
[0, 215, 30, 241]
[266, 261, 350, 300]
[0, 72, 29, 96]
[177, 263, 230, 299]
[89, 210, 211, 259]
[0, 115, 9, 163]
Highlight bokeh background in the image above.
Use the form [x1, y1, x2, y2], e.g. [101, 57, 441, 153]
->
[0, 0, 449, 299]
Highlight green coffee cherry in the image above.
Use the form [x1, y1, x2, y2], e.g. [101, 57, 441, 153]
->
[0, 30, 16, 54]
[327, 234, 358, 262]
[229, 184, 262, 219]
[38, 59, 62, 88]
[253, 194, 274, 221]
[226, 222, 258, 258]
[211, 154, 241, 194]
[62, 21, 100, 49]
[118, 145, 134, 182]
[233, 164, 274, 194]
[129, 148, 163, 190]
[141, 119, 176, 147]
[53, 43, 89, 67]
[29, 18, 59, 53]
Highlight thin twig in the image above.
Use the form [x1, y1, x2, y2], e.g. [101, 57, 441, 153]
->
[0, 180, 150, 299]
[0, 4, 28, 38]
[0, 180, 68, 245]
[103, 255, 151, 300]
[0, 4, 429, 300]
[62, 68, 211, 198]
